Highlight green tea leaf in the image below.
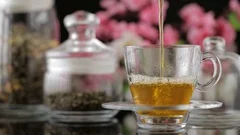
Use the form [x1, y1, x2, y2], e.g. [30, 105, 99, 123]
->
[122, 125, 131, 135]
[228, 12, 240, 31]
[123, 82, 129, 93]
[177, 40, 186, 44]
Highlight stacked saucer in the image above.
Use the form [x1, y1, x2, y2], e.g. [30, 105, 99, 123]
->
[188, 110, 240, 129]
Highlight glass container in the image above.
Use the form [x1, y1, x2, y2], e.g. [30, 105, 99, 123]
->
[0, 0, 59, 117]
[44, 11, 122, 122]
[192, 36, 240, 110]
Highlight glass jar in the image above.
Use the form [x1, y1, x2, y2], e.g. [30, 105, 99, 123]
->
[192, 37, 240, 110]
[0, 0, 59, 116]
[44, 11, 122, 122]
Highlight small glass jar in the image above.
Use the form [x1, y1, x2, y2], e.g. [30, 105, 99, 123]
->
[44, 11, 122, 122]
[0, 0, 59, 117]
[192, 37, 240, 110]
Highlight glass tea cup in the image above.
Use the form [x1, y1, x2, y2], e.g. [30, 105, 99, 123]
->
[124, 45, 222, 130]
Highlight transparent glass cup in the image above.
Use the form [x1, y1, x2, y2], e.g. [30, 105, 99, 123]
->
[124, 45, 222, 130]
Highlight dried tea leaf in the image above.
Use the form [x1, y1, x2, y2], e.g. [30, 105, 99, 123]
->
[0, 24, 58, 104]
[46, 91, 111, 111]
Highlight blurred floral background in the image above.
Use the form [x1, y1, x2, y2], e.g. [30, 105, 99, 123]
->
[56, 0, 240, 49]
[96, 0, 239, 50]
[53, 1, 240, 133]
[55, 0, 240, 101]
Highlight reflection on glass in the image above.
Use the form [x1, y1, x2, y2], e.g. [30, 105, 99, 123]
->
[0, 121, 44, 135]
[136, 128, 187, 135]
[188, 129, 238, 135]
[44, 119, 122, 135]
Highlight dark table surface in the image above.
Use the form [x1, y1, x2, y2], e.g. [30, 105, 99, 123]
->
[0, 111, 239, 135]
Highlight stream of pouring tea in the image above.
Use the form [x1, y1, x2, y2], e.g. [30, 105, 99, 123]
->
[159, 0, 164, 77]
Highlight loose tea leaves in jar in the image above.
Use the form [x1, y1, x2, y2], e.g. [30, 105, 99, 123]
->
[0, 24, 58, 104]
[46, 91, 111, 111]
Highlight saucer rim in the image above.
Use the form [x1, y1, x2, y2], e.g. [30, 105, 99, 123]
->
[102, 100, 222, 111]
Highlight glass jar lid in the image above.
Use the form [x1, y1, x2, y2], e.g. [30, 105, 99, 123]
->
[64, 11, 100, 27]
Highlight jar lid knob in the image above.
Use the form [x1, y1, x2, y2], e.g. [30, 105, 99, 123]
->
[64, 11, 100, 28]
[203, 36, 226, 52]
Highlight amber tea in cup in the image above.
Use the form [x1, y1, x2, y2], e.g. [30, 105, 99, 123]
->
[130, 75, 194, 116]
[124, 45, 222, 129]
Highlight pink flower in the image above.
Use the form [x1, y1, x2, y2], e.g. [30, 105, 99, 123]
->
[97, 19, 116, 41]
[139, 1, 168, 25]
[121, 0, 150, 11]
[182, 13, 202, 30]
[139, 4, 158, 25]
[127, 23, 139, 35]
[187, 27, 214, 47]
[182, 11, 216, 31]
[112, 21, 129, 39]
[142, 40, 152, 46]
[100, 0, 117, 9]
[229, 0, 239, 11]
[137, 22, 158, 42]
[229, 0, 240, 20]
[180, 4, 210, 31]
[202, 12, 216, 29]
[180, 4, 219, 47]
[163, 25, 180, 45]
[96, 11, 110, 23]
[180, 3, 205, 20]
[216, 17, 236, 46]
[107, 2, 127, 16]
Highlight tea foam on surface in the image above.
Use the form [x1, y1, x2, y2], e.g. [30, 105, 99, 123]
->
[129, 74, 195, 84]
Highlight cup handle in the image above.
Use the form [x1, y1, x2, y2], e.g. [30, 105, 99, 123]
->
[196, 52, 222, 92]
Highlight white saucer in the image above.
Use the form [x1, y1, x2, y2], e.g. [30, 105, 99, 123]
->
[102, 100, 222, 111]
